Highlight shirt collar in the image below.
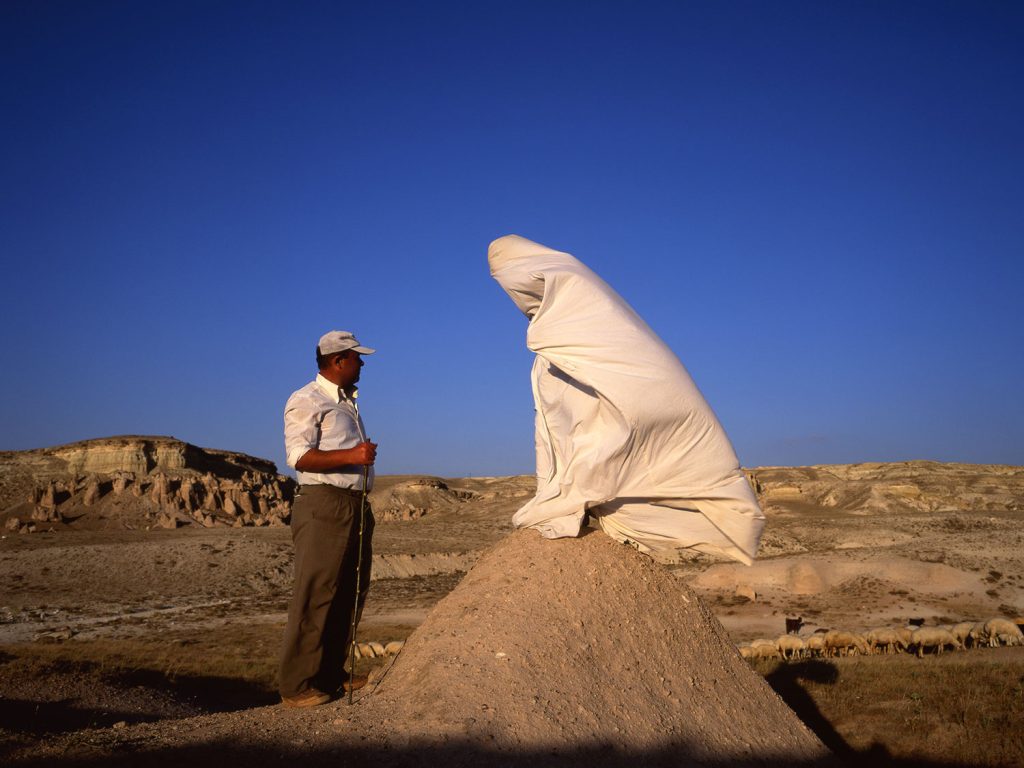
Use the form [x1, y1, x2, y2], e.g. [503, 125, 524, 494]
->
[315, 373, 358, 404]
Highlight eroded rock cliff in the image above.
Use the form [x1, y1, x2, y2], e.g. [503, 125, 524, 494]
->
[0, 436, 293, 532]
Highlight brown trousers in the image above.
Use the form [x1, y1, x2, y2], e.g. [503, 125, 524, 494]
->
[278, 484, 374, 698]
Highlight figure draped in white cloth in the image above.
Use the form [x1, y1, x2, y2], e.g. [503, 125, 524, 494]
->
[489, 235, 765, 566]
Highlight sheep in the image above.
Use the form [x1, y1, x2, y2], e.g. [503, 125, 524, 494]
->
[776, 634, 806, 660]
[355, 642, 377, 659]
[866, 627, 905, 655]
[805, 634, 825, 657]
[823, 630, 869, 657]
[749, 642, 781, 660]
[910, 627, 960, 658]
[896, 627, 915, 648]
[384, 640, 405, 655]
[951, 622, 976, 648]
[738, 639, 779, 660]
[984, 618, 1024, 648]
[968, 622, 989, 648]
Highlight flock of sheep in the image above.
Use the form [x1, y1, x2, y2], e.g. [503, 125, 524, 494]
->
[353, 639, 405, 660]
[739, 617, 1024, 661]
[358, 618, 1023, 666]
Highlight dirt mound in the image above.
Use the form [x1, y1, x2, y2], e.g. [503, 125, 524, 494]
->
[363, 529, 827, 764]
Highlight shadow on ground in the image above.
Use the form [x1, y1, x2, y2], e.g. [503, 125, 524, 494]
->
[0, 666, 277, 737]
[0, 655, 994, 767]
[763, 659, 850, 754]
[109, 667, 279, 712]
[0, 661, 991, 768]
[0, 738, 989, 768]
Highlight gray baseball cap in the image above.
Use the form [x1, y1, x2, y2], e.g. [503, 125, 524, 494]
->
[317, 330, 376, 355]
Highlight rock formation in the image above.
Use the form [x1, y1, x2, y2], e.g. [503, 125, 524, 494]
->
[0, 436, 295, 532]
[746, 461, 1024, 517]
[39, 482, 57, 510]
[81, 477, 101, 506]
[111, 471, 131, 494]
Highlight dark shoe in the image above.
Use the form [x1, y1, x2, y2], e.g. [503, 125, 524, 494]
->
[281, 688, 331, 708]
[341, 673, 369, 693]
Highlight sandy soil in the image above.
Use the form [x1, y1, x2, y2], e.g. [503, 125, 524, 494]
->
[2, 531, 828, 767]
[4, 471, 1019, 648]
[1, 463, 1022, 765]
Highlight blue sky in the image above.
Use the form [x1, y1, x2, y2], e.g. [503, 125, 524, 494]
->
[2, 1, 1022, 475]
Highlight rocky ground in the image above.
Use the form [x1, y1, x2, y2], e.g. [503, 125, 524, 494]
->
[1, 439, 1022, 765]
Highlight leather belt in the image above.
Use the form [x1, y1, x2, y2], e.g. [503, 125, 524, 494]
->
[299, 484, 365, 497]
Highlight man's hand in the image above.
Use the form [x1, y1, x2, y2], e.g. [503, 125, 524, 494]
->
[295, 442, 378, 472]
[350, 441, 377, 466]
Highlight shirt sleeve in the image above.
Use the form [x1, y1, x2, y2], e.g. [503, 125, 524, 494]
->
[284, 393, 321, 469]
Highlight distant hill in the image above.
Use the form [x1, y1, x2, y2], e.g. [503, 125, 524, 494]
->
[2, 437, 1020, 536]
[746, 461, 1024, 519]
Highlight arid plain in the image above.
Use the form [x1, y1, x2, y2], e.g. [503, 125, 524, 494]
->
[1, 437, 1022, 766]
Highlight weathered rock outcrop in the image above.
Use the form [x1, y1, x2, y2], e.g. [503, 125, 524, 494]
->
[1, 435, 276, 491]
[0, 436, 294, 532]
[746, 461, 1024, 517]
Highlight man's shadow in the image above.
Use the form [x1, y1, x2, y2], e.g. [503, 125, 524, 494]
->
[763, 659, 852, 755]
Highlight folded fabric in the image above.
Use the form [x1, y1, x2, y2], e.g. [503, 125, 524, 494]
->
[489, 234, 764, 565]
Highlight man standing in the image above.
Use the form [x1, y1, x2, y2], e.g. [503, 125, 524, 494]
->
[279, 330, 378, 708]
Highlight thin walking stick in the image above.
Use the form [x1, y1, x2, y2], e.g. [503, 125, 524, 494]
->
[348, 463, 369, 705]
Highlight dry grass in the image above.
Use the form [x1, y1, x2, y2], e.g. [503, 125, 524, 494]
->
[752, 647, 1024, 767]
[3, 628, 1023, 766]
[0, 619, 399, 708]
[6, 623, 284, 691]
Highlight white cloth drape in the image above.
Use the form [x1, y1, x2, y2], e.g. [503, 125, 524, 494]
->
[489, 234, 764, 565]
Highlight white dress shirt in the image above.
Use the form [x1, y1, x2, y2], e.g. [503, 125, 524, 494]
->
[284, 373, 374, 491]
